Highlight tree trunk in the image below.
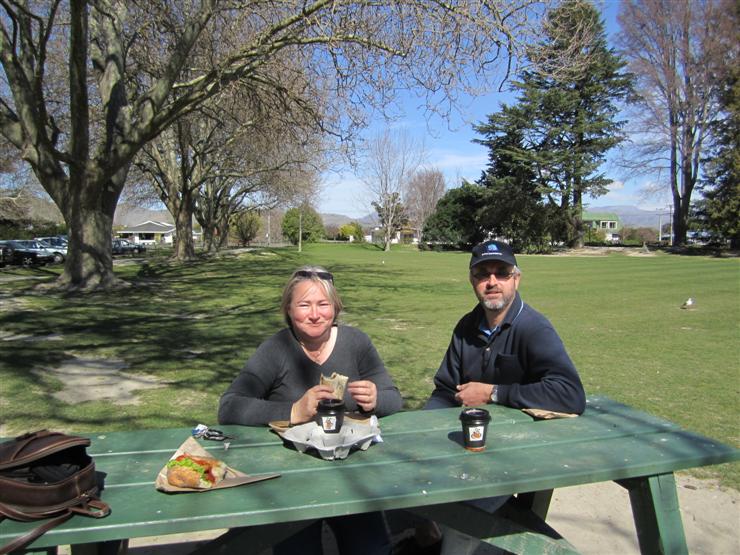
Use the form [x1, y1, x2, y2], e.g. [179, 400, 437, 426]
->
[202, 225, 216, 251]
[56, 178, 121, 291]
[572, 189, 584, 248]
[172, 191, 195, 261]
[383, 211, 393, 252]
[216, 218, 229, 250]
[298, 210, 303, 253]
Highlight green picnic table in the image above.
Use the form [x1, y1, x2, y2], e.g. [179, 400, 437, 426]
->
[1, 395, 738, 555]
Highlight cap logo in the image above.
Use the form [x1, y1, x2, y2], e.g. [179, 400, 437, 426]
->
[487, 244, 499, 253]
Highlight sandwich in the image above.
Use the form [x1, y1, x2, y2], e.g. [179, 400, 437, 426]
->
[166, 453, 227, 489]
[320, 372, 348, 400]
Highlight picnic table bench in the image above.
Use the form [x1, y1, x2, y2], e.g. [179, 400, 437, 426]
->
[2, 395, 738, 555]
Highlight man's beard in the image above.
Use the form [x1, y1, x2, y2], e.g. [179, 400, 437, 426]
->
[480, 291, 514, 312]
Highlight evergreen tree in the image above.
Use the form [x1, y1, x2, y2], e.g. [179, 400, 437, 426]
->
[474, 104, 553, 251]
[698, 22, 739, 249]
[476, 0, 632, 247]
[421, 182, 487, 248]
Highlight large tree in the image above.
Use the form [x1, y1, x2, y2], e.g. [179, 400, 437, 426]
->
[362, 129, 423, 251]
[475, 0, 632, 248]
[475, 109, 553, 251]
[617, 0, 733, 246]
[282, 204, 324, 246]
[421, 181, 487, 248]
[696, 0, 739, 249]
[404, 168, 446, 241]
[0, 0, 554, 291]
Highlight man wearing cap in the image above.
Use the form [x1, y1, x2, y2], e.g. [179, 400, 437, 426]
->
[392, 241, 585, 554]
[404, 240, 586, 555]
[426, 239, 585, 415]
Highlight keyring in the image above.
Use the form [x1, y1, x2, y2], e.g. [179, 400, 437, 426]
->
[191, 424, 233, 441]
[203, 428, 230, 441]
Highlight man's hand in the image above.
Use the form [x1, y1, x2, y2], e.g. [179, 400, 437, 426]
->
[347, 380, 377, 412]
[290, 385, 335, 424]
[455, 382, 494, 406]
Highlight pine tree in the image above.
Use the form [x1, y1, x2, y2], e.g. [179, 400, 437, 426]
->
[476, 0, 632, 247]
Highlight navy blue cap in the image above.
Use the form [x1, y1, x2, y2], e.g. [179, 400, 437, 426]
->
[469, 240, 517, 269]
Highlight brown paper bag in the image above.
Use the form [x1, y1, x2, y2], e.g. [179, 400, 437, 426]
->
[522, 408, 579, 420]
[155, 436, 279, 493]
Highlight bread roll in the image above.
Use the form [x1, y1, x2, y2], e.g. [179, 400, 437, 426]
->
[320, 372, 348, 399]
[166, 454, 226, 489]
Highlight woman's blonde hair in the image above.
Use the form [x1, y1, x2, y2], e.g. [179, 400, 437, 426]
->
[280, 266, 343, 327]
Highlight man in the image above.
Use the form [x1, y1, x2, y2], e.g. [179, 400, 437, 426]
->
[426, 239, 585, 414]
[414, 240, 586, 555]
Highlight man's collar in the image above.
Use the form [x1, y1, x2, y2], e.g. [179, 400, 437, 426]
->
[473, 292, 524, 331]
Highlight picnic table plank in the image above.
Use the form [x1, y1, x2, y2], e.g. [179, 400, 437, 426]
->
[1, 396, 737, 553]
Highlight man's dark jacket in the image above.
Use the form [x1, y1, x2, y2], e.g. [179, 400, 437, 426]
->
[426, 292, 586, 414]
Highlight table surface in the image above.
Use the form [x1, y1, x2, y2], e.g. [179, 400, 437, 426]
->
[1, 395, 738, 550]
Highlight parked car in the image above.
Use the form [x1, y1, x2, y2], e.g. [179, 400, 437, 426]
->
[33, 238, 67, 262]
[112, 238, 146, 255]
[0, 240, 55, 266]
[10, 239, 65, 263]
[35, 235, 68, 248]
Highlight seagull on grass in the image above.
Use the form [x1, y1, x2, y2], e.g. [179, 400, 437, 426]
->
[680, 297, 695, 309]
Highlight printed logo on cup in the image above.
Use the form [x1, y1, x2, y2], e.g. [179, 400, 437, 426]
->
[322, 416, 337, 431]
[468, 426, 485, 441]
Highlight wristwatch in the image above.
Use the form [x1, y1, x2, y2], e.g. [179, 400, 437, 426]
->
[490, 385, 499, 404]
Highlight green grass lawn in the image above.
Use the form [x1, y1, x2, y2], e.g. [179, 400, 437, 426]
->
[1, 243, 738, 488]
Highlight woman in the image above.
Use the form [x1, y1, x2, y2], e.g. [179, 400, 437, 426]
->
[219, 266, 402, 555]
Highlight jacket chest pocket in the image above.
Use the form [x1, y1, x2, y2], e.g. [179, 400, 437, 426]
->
[489, 352, 524, 384]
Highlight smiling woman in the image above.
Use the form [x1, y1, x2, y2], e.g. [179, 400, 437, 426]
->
[217, 264, 403, 555]
[218, 265, 402, 427]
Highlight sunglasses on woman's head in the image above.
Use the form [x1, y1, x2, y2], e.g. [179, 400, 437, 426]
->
[294, 270, 334, 282]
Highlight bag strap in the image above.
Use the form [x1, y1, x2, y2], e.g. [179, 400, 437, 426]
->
[70, 496, 111, 518]
[0, 496, 110, 555]
[0, 510, 73, 555]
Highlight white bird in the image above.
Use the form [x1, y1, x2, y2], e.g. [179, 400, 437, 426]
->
[680, 297, 695, 309]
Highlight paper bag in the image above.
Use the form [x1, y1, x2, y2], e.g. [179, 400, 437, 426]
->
[522, 408, 579, 420]
[155, 436, 279, 493]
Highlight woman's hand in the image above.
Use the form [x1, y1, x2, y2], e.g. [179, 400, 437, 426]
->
[290, 385, 334, 424]
[347, 380, 377, 412]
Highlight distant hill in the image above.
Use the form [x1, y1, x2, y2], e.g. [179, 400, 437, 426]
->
[587, 205, 665, 229]
[321, 212, 378, 229]
[112, 206, 380, 231]
[323, 206, 663, 231]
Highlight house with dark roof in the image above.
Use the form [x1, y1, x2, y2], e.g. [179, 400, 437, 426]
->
[115, 220, 176, 245]
[582, 211, 622, 243]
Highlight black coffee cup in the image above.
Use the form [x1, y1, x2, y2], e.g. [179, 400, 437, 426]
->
[459, 408, 491, 451]
[316, 399, 345, 433]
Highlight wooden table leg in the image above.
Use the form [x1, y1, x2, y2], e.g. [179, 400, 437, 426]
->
[619, 473, 688, 555]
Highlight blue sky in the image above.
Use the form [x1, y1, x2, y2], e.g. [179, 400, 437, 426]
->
[318, 0, 672, 218]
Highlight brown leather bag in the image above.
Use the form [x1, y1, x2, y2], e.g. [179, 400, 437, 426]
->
[0, 430, 110, 554]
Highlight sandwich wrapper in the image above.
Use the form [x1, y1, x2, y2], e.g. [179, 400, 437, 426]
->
[155, 436, 280, 493]
[522, 408, 579, 420]
[277, 416, 381, 461]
